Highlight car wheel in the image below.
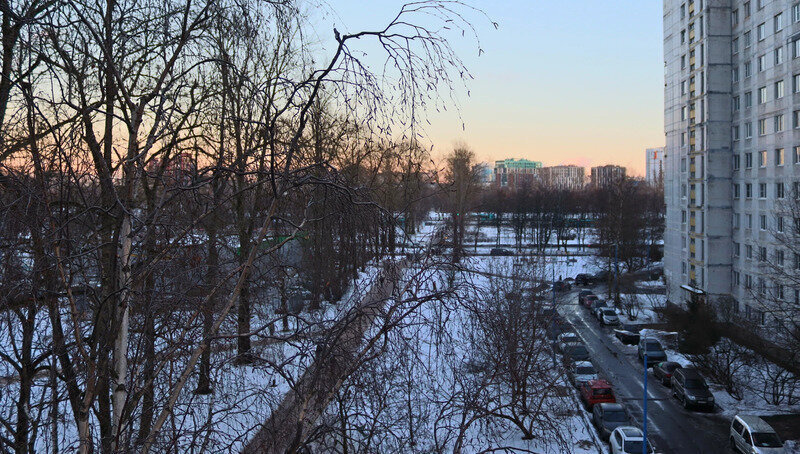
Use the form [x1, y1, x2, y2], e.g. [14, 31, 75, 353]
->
[682, 394, 690, 409]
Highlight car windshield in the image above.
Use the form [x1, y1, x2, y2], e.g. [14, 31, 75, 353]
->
[623, 440, 650, 453]
[665, 363, 680, 372]
[593, 388, 612, 396]
[577, 366, 596, 375]
[645, 342, 663, 351]
[684, 378, 707, 389]
[603, 309, 616, 316]
[752, 432, 783, 447]
[604, 410, 627, 422]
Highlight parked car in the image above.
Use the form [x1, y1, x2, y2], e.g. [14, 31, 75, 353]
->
[553, 280, 572, 292]
[568, 361, 599, 387]
[600, 309, 620, 325]
[591, 299, 610, 315]
[592, 403, 630, 440]
[583, 294, 600, 309]
[637, 338, 668, 364]
[652, 361, 682, 386]
[579, 379, 616, 409]
[556, 332, 581, 351]
[609, 426, 655, 454]
[577, 289, 594, 304]
[546, 320, 572, 341]
[562, 343, 591, 363]
[490, 248, 514, 256]
[671, 368, 715, 411]
[575, 273, 594, 286]
[614, 327, 641, 345]
[730, 415, 786, 454]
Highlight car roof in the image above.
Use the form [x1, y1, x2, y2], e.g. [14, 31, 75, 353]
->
[678, 368, 703, 378]
[589, 379, 612, 388]
[574, 361, 593, 367]
[736, 415, 778, 433]
[599, 403, 625, 412]
[619, 426, 643, 439]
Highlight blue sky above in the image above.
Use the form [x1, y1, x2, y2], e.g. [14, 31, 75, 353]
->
[313, 0, 665, 175]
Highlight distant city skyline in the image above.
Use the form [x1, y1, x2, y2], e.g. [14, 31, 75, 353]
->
[322, 0, 665, 175]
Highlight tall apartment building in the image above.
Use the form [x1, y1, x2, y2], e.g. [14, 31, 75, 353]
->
[664, 0, 800, 320]
[590, 165, 627, 188]
[646, 147, 667, 186]
[539, 165, 586, 190]
[493, 158, 542, 188]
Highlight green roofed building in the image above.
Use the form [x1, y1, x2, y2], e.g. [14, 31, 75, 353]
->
[493, 158, 542, 188]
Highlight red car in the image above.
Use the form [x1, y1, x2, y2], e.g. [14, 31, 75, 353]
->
[580, 379, 616, 409]
[582, 294, 599, 309]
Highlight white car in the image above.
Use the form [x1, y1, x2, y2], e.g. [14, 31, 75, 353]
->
[556, 332, 580, 351]
[609, 426, 654, 454]
[600, 309, 620, 325]
[569, 360, 598, 387]
[730, 415, 786, 454]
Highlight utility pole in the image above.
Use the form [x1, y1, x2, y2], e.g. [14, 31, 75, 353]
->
[642, 332, 648, 454]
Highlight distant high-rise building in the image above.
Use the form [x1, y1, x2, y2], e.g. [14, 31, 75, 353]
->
[590, 165, 626, 188]
[493, 158, 542, 188]
[646, 147, 666, 187]
[539, 165, 585, 190]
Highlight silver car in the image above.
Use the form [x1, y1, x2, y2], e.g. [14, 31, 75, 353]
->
[730, 415, 786, 454]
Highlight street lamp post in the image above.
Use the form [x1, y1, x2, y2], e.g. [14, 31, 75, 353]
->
[642, 333, 648, 454]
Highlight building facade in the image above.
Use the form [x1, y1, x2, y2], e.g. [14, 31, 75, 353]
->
[646, 147, 667, 186]
[590, 165, 627, 188]
[539, 165, 586, 190]
[663, 0, 800, 320]
[493, 158, 543, 188]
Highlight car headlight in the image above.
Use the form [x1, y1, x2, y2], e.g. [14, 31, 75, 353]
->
[708, 396, 714, 402]
[686, 395, 697, 400]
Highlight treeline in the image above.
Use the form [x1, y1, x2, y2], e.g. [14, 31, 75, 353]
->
[0, 0, 474, 452]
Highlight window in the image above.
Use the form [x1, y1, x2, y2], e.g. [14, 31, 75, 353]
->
[794, 39, 800, 58]
[777, 182, 785, 198]
[746, 244, 753, 259]
[796, 253, 800, 270]
[745, 152, 753, 168]
[745, 274, 753, 289]
[733, 125, 740, 140]
[760, 246, 767, 261]
[795, 3, 800, 22]
[775, 114, 784, 132]
[746, 183, 753, 198]
[745, 1, 751, 17]
[745, 61, 753, 78]
[759, 86, 768, 103]
[734, 183, 741, 198]
[733, 67, 740, 83]
[758, 22, 766, 40]
[758, 118, 766, 136]
[681, 132, 686, 146]
[745, 30, 752, 48]
[776, 47, 785, 65]
[681, 106, 687, 120]
[795, 147, 800, 164]
[733, 154, 740, 170]
[744, 91, 752, 108]
[758, 54, 767, 72]
[776, 148, 785, 166]
[734, 213, 741, 229]
[795, 111, 800, 128]
[681, 30, 686, 44]
[778, 216, 785, 232]
[775, 13, 784, 32]
[759, 150, 767, 167]
[681, 80, 687, 95]
[745, 122, 753, 138]
[760, 215, 768, 230]
[733, 96, 740, 111]
[759, 183, 767, 198]
[747, 213, 753, 229]
[733, 38, 740, 54]
[734, 242, 741, 256]
[776, 80, 785, 98]
[732, 9, 739, 25]
[681, 55, 686, 69]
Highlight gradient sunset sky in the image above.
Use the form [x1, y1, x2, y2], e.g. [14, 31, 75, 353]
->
[323, 1, 664, 176]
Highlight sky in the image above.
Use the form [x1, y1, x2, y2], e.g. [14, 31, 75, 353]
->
[315, 1, 665, 176]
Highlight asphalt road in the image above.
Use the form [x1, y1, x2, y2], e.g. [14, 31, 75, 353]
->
[557, 289, 732, 454]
